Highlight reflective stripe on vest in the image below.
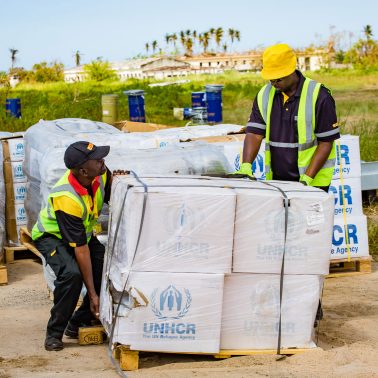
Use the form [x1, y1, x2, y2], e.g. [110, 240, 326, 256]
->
[256, 77, 336, 186]
[32, 170, 106, 242]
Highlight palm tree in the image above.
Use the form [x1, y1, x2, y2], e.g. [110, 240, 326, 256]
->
[9, 48, 18, 69]
[185, 37, 193, 56]
[215, 27, 224, 49]
[165, 33, 171, 45]
[145, 42, 150, 54]
[152, 40, 158, 53]
[74, 50, 82, 67]
[363, 25, 373, 40]
[202, 32, 210, 54]
[186, 29, 191, 37]
[235, 30, 241, 43]
[222, 43, 228, 53]
[228, 28, 235, 51]
[172, 33, 177, 48]
[179, 31, 186, 53]
[228, 28, 235, 44]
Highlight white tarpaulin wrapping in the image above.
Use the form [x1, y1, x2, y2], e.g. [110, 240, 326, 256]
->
[102, 175, 333, 353]
[220, 274, 322, 349]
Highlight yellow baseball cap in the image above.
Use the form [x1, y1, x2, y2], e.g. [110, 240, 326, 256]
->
[261, 44, 297, 80]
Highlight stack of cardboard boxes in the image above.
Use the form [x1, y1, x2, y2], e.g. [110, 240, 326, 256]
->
[101, 175, 334, 353]
[329, 136, 369, 260]
[2, 136, 27, 246]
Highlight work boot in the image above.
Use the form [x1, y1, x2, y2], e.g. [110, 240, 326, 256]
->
[64, 322, 81, 338]
[45, 336, 63, 351]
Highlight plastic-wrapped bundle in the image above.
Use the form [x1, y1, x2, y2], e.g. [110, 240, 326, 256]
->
[26, 142, 231, 230]
[101, 175, 333, 353]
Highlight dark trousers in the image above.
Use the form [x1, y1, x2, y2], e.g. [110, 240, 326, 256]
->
[35, 235, 104, 339]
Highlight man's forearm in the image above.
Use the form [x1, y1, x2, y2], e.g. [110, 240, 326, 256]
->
[305, 141, 333, 178]
[242, 133, 264, 164]
[74, 244, 96, 298]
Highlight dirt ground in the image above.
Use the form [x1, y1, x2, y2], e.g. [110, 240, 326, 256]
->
[1, 256, 378, 378]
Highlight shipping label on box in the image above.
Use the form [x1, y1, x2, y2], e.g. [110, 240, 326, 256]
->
[5, 138, 25, 161]
[221, 274, 321, 350]
[12, 182, 28, 203]
[332, 135, 361, 180]
[331, 215, 369, 259]
[329, 177, 363, 217]
[110, 272, 224, 353]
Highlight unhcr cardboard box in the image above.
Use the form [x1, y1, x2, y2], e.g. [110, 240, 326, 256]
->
[329, 177, 363, 217]
[232, 181, 334, 275]
[109, 175, 236, 274]
[105, 271, 224, 353]
[331, 215, 369, 259]
[221, 274, 321, 349]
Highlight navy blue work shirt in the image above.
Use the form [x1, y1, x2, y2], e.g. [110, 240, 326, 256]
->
[246, 71, 340, 181]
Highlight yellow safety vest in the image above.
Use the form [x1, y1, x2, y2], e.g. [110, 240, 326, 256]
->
[32, 170, 107, 243]
[256, 77, 337, 186]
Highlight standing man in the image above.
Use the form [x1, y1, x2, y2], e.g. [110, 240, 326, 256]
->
[236, 43, 340, 190]
[32, 141, 112, 351]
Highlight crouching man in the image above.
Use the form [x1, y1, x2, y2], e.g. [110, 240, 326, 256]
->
[32, 141, 112, 351]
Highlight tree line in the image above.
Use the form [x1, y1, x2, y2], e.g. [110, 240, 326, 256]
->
[144, 27, 241, 57]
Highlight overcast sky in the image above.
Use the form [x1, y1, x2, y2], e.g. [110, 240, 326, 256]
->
[1, 0, 377, 71]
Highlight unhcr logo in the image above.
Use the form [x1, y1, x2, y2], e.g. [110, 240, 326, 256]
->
[17, 186, 26, 195]
[151, 285, 191, 320]
[165, 203, 203, 232]
[144, 285, 196, 338]
[16, 143, 24, 152]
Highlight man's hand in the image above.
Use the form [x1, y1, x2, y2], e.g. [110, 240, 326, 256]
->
[232, 162, 255, 180]
[299, 174, 313, 186]
[89, 293, 100, 318]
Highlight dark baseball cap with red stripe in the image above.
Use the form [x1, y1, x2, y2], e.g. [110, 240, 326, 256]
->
[64, 141, 110, 169]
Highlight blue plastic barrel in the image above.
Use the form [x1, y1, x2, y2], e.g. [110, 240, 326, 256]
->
[183, 108, 193, 119]
[124, 90, 145, 122]
[205, 85, 224, 123]
[5, 98, 21, 118]
[191, 91, 206, 108]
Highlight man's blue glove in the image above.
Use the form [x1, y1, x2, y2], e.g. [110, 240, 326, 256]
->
[232, 162, 256, 180]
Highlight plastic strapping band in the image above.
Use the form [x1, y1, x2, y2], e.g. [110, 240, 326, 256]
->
[260, 181, 289, 357]
[107, 171, 149, 378]
[336, 139, 351, 261]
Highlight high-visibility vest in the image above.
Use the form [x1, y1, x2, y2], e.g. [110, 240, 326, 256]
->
[32, 170, 107, 243]
[255, 77, 338, 186]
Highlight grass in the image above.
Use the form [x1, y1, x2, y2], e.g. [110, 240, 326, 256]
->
[0, 69, 377, 259]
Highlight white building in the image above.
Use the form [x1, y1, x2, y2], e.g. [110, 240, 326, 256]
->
[64, 57, 193, 83]
[64, 50, 331, 83]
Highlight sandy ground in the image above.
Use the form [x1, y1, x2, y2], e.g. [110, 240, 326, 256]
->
[1, 256, 378, 378]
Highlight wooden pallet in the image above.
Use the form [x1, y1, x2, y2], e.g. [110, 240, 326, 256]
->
[114, 345, 319, 371]
[328, 256, 372, 278]
[0, 264, 8, 285]
[3, 227, 42, 263]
